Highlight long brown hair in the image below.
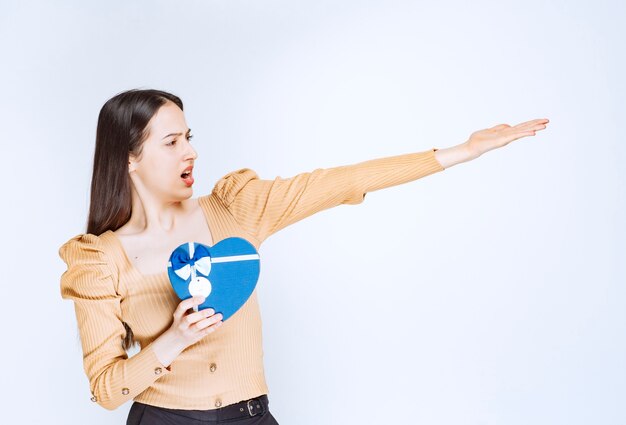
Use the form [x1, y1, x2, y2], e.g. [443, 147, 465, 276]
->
[87, 88, 184, 349]
[87, 88, 184, 235]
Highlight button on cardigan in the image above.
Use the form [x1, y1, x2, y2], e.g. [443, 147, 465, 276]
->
[59, 148, 445, 410]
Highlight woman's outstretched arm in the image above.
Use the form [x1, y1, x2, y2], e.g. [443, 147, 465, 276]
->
[435, 118, 550, 168]
[210, 117, 550, 244]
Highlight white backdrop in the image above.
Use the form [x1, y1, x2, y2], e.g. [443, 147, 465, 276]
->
[1, 0, 624, 424]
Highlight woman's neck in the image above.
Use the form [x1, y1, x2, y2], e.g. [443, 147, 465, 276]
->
[121, 184, 193, 235]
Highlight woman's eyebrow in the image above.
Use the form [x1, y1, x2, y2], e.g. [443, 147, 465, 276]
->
[162, 128, 192, 139]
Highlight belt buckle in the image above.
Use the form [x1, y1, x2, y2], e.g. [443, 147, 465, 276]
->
[247, 399, 258, 416]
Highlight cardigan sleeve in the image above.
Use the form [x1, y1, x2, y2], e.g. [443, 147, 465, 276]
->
[211, 148, 445, 243]
[59, 234, 172, 410]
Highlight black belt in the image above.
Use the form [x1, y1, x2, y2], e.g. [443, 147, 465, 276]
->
[219, 394, 269, 420]
[135, 394, 269, 421]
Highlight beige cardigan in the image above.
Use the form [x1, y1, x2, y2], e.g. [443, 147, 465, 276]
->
[59, 148, 445, 410]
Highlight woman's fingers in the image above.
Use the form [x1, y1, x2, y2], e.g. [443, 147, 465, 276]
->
[193, 313, 224, 331]
[173, 296, 205, 319]
[494, 119, 549, 144]
[513, 118, 549, 130]
[507, 126, 544, 137]
[178, 303, 223, 331]
[517, 123, 548, 136]
[497, 119, 549, 138]
[509, 123, 548, 140]
[183, 307, 216, 326]
[201, 320, 223, 335]
[516, 118, 549, 126]
[167, 297, 224, 349]
[493, 118, 549, 132]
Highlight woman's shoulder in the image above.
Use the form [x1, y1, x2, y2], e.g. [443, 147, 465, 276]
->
[58, 232, 121, 298]
[58, 232, 118, 270]
[211, 168, 259, 207]
[59, 233, 102, 255]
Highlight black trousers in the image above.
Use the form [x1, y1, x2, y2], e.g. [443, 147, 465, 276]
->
[127, 394, 280, 425]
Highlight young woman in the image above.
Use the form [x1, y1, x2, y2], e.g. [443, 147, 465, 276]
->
[59, 88, 549, 424]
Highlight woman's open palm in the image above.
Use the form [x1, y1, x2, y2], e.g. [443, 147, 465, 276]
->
[466, 118, 550, 158]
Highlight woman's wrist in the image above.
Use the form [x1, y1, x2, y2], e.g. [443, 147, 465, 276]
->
[434, 141, 480, 169]
[151, 329, 185, 367]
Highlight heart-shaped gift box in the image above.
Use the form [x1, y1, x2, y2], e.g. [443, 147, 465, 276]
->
[167, 237, 261, 321]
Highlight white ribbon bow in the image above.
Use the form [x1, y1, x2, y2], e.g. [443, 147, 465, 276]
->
[174, 256, 212, 281]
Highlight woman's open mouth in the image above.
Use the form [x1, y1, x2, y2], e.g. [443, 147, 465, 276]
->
[181, 167, 194, 187]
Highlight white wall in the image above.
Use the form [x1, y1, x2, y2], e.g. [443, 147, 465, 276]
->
[1, 0, 623, 423]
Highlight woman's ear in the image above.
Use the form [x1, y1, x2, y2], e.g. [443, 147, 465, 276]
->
[128, 156, 138, 173]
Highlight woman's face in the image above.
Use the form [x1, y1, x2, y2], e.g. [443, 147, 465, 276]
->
[128, 101, 198, 202]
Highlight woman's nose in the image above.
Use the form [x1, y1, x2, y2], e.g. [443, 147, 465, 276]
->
[184, 140, 198, 160]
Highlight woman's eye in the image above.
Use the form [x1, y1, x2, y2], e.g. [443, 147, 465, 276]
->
[166, 134, 192, 146]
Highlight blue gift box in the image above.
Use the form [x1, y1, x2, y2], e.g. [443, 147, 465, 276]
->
[167, 237, 261, 321]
